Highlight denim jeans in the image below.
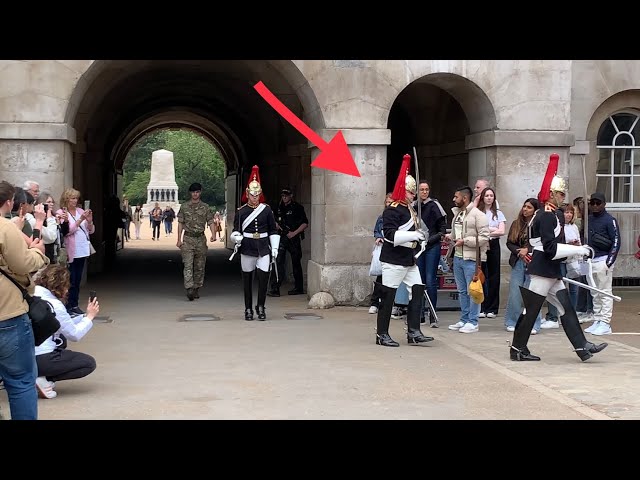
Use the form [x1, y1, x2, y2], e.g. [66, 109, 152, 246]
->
[504, 259, 541, 330]
[0, 313, 38, 420]
[417, 244, 440, 312]
[394, 280, 410, 305]
[453, 256, 480, 326]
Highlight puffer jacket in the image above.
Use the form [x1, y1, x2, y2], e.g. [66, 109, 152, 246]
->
[449, 203, 490, 262]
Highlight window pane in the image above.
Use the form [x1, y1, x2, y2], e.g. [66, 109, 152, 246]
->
[613, 132, 634, 146]
[597, 117, 617, 145]
[634, 176, 640, 203]
[612, 113, 637, 133]
[597, 149, 612, 174]
[613, 176, 630, 203]
[613, 148, 632, 174]
[596, 177, 611, 201]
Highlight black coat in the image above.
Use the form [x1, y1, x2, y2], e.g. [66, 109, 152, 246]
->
[380, 202, 420, 267]
[233, 204, 278, 258]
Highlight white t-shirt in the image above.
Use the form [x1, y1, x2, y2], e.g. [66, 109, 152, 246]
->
[564, 224, 581, 245]
[485, 209, 506, 234]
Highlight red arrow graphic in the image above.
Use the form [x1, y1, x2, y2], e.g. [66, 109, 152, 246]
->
[254, 81, 361, 177]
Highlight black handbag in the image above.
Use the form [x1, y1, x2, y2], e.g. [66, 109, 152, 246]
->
[0, 268, 60, 346]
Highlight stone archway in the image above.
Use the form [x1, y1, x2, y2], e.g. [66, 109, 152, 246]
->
[64, 60, 323, 278]
[386, 72, 498, 202]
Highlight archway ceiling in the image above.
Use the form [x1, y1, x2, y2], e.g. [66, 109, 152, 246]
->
[74, 60, 305, 170]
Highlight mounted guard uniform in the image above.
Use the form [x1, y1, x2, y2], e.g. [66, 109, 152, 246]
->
[510, 153, 608, 362]
[375, 154, 433, 347]
[230, 165, 279, 320]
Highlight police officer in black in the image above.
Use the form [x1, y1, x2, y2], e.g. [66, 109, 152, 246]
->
[267, 187, 308, 296]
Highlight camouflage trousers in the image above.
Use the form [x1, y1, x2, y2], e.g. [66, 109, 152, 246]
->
[181, 235, 208, 289]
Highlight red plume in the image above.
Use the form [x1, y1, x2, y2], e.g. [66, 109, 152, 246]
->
[537, 153, 559, 204]
[391, 154, 412, 203]
[241, 165, 265, 203]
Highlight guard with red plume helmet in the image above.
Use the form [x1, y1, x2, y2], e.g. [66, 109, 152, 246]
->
[230, 165, 279, 321]
[508, 152, 607, 363]
[372, 153, 432, 348]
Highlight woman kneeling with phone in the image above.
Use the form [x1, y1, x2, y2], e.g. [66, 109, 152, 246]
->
[33, 264, 99, 399]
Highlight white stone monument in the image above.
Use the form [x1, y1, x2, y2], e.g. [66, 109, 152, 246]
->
[142, 149, 180, 215]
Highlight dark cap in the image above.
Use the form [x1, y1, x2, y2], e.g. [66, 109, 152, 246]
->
[590, 192, 606, 203]
[281, 187, 292, 195]
[189, 182, 202, 192]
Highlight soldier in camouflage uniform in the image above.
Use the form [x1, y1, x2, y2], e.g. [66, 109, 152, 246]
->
[176, 182, 216, 301]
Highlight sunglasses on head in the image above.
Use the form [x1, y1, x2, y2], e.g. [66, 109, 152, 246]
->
[589, 200, 602, 206]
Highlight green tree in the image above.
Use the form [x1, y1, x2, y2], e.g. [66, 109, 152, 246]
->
[165, 130, 225, 208]
[122, 129, 225, 209]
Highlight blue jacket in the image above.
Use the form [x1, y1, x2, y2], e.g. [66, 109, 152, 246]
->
[374, 214, 383, 239]
[587, 209, 620, 267]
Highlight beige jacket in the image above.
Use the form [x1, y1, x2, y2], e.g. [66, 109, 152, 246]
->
[0, 216, 49, 322]
[450, 203, 491, 262]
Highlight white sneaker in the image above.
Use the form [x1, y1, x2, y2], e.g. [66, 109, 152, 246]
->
[478, 312, 486, 318]
[459, 323, 479, 333]
[448, 321, 465, 331]
[584, 321, 600, 333]
[506, 326, 515, 332]
[368, 305, 378, 314]
[35, 376, 57, 399]
[531, 329, 538, 335]
[591, 322, 612, 336]
[486, 313, 497, 318]
[540, 320, 559, 329]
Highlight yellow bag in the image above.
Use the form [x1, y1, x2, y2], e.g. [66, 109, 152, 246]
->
[469, 276, 484, 304]
[468, 233, 485, 304]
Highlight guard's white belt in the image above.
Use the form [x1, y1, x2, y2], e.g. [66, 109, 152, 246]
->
[243, 232, 268, 238]
[533, 246, 544, 252]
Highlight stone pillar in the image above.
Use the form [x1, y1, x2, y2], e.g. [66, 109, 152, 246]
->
[0, 123, 76, 203]
[307, 129, 390, 305]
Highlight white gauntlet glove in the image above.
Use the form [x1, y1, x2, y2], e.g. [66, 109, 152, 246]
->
[393, 230, 425, 246]
[553, 243, 594, 260]
[230, 231, 243, 245]
[269, 234, 280, 258]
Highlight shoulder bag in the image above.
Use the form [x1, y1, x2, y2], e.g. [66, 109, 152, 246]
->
[0, 268, 60, 346]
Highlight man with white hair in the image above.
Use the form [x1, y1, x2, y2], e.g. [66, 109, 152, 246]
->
[473, 178, 499, 208]
[23, 180, 40, 199]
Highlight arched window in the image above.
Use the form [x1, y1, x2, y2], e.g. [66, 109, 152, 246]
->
[596, 111, 640, 206]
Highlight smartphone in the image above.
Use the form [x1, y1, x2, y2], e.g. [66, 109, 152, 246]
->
[89, 290, 97, 301]
[84, 200, 90, 210]
[43, 203, 48, 213]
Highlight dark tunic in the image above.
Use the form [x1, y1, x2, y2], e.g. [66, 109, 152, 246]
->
[380, 201, 420, 267]
[527, 207, 565, 279]
[233, 203, 278, 258]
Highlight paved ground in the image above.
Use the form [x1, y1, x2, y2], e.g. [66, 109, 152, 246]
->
[2, 221, 639, 420]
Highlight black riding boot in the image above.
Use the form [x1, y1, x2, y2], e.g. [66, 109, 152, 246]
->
[255, 269, 270, 320]
[407, 284, 434, 344]
[243, 271, 254, 320]
[556, 288, 608, 361]
[375, 283, 399, 347]
[510, 287, 546, 361]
